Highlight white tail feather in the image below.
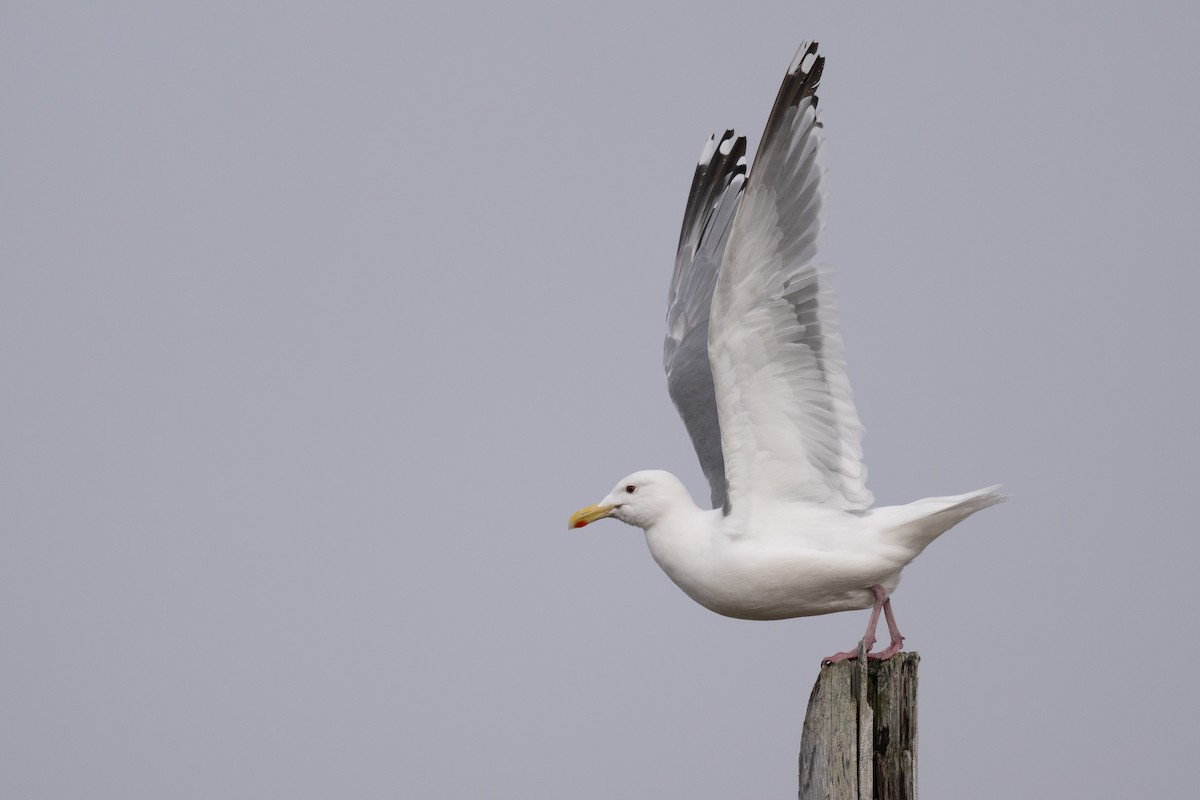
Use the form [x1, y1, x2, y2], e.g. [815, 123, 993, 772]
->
[881, 485, 1007, 554]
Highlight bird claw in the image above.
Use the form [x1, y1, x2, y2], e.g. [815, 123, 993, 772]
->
[823, 638, 873, 665]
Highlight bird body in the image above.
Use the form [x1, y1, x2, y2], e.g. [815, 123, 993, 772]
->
[569, 42, 1004, 661]
[583, 471, 1003, 622]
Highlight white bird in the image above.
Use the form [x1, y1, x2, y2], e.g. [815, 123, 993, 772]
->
[568, 42, 1004, 663]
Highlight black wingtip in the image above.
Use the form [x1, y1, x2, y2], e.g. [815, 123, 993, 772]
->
[677, 130, 748, 255]
[698, 129, 748, 173]
[756, 41, 825, 158]
[784, 41, 824, 107]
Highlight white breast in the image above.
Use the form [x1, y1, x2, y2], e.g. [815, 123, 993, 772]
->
[642, 505, 908, 620]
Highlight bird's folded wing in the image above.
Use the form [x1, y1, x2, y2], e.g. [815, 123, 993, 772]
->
[664, 130, 747, 510]
[709, 42, 873, 513]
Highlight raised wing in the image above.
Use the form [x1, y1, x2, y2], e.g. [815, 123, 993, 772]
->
[708, 42, 873, 513]
[664, 130, 747, 510]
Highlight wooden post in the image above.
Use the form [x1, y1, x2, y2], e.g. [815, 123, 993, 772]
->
[798, 650, 919, 800]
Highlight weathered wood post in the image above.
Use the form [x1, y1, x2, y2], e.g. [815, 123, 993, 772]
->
[798, 648, 919, 800]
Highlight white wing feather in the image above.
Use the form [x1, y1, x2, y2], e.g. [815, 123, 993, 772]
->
[709, 42, 873, 512]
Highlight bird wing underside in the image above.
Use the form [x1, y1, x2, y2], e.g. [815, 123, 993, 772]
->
[664, 130, 747, 510]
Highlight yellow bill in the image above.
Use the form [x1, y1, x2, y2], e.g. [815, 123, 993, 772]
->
[568, 503, 615, 529]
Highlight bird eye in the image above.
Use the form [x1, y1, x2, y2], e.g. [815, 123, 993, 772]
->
[625, 485, 636, 494]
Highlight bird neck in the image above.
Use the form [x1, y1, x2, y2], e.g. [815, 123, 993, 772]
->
[642, 505, 719, 599]
[642, 503, 714, 552]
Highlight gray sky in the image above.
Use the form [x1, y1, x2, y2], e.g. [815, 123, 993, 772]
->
[4, 2, 1198, 797]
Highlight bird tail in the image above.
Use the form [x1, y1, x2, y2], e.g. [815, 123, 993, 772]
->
[879, 485, 1006, 554]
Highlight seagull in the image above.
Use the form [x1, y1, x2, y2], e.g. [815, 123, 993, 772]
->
[568, 42, 1004, 663]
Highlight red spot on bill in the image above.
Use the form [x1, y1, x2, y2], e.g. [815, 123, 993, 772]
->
[573, 520, 588, 528]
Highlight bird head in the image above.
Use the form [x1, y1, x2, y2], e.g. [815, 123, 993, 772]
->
[568, 470, 692, 531]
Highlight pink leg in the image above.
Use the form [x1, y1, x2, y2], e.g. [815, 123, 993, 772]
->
[823, 585, 905, 664]
[823, 585, 886, 664]
[866, 597, 905, 660]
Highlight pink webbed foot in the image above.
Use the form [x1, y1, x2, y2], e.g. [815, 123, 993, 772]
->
[865, 639, 905, 660]
[824, 644, 869, 664]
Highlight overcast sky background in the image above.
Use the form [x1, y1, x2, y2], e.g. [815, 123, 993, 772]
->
[4, 2, 1199, 798]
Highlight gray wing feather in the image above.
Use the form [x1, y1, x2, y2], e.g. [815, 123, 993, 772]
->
[663, 130, 747, 510]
